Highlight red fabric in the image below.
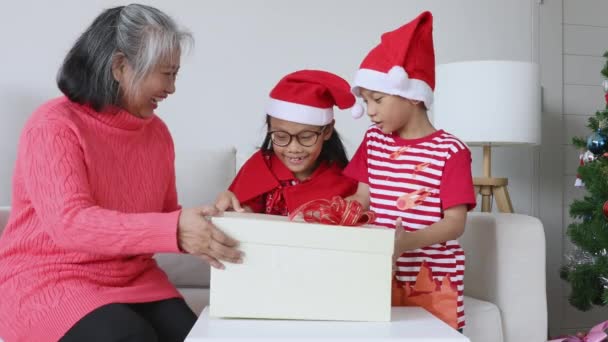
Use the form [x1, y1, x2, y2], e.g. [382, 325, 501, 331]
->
[269, 70, 355, 110]
[358, 11, 435, 89]
[344, 128, 476, 211]
[288, 196, 375, 226]
[439, 148, 476, 210]
[229, 150, 357, 215]
[229, 150, 284, 211]
[0, 97, 183, 342]
[392, 262, 459, 329]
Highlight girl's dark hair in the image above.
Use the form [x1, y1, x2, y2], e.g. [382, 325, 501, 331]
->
[57, 4, 192, 112]
[261, 115, 350, 168]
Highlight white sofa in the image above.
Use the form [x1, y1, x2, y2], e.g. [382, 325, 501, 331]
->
[0, 148, 548, 342]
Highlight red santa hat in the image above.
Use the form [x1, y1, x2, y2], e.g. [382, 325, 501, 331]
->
[351, 11, 435, 118]
[265, 70, 356, 126]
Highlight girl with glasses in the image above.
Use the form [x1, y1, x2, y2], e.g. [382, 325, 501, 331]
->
[215, 70, 358, 215]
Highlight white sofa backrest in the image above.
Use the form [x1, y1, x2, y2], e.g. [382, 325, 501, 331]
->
[174, 147, 237, 207]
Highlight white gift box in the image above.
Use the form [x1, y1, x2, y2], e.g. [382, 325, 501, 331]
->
[209, 212, 395, 322]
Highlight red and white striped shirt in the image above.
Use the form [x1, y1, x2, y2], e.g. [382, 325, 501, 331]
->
[344, 126, 476, 329]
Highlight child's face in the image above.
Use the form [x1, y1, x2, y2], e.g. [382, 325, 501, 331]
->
[360, 88, 420, 135]
[268, 117, 333, 180]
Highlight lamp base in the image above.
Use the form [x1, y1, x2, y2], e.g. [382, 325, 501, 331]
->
[473, 177, 513, 213]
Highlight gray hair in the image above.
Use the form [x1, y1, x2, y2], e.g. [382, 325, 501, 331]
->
[58, 4, 193, 111]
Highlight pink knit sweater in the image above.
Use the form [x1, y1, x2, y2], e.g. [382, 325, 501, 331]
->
[0, 97, 185, 342]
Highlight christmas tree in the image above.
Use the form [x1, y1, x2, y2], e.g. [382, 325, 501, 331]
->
[561, 51, 608, 311]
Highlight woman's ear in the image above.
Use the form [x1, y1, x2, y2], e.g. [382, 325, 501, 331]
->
[111, 52, 127, 83]
[323, 120, 335, 141]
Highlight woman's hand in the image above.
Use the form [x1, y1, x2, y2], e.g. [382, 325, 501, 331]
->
[177, 206, 243, 269]
[215, 191, 245, 212]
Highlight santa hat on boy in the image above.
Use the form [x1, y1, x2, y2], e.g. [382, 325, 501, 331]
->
[351, 11, 435, 118]
[265, 70, 356, 126]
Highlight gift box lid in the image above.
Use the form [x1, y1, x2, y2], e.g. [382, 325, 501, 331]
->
[211, 212, 394, 254]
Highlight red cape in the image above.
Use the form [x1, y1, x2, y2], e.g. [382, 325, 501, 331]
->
[229, 150, 357, 213]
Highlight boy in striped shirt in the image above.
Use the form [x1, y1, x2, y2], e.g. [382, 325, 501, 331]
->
[344, 11, 476, 331]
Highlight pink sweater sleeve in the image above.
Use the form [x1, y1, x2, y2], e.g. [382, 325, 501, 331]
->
[21, 122, 181, 255]
[163, 136, 182, 213]
[163, 173, 181, 212]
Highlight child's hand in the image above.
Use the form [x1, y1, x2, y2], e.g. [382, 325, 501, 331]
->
[392, 218, 406, 275]
[346, 183, 370, 209]
[214, 191, 245, 213]
[345, 194, 367, 209]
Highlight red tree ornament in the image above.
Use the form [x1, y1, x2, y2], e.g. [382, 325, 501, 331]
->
[603, 200, 608, 219]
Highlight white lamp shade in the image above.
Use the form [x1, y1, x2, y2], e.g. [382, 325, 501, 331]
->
[432, 60, 541, 146]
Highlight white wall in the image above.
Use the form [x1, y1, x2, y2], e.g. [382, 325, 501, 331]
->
[539, 0, 565, 337]
[0, 0, 537, 205]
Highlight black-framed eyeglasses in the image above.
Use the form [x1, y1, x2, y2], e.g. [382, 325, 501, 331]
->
[268, 126, 327, 147]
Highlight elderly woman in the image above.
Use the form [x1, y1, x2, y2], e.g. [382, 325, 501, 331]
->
[0, 4, 242, 342]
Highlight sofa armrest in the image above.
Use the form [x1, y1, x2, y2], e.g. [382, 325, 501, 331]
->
[459, 213, 547, 342]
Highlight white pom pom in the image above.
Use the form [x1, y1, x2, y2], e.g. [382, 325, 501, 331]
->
[388, 66, 408, 89]
[351, 103, 365, 119]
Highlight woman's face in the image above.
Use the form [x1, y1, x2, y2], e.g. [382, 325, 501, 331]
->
[113, 53, 180, 118]
[268, 117, 333, 181]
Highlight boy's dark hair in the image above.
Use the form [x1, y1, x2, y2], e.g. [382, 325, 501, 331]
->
[260, 115, 350, 168]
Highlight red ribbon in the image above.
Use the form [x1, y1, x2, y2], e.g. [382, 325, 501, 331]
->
[288, 196, 375, 226]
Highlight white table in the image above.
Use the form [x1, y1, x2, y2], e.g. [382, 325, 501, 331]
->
[186, 306, 470, 341]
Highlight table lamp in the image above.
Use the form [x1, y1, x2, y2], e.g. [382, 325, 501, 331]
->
[432, 60, 541, 213]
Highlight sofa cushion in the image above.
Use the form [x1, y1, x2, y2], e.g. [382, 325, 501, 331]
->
[177, 287, 210, 316]
[155, 253, 212, 287]
[463, 296, 503, 342]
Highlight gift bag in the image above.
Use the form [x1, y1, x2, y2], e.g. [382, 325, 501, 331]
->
[548, 320, 608, 341]
[392, 261, 459, 329]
